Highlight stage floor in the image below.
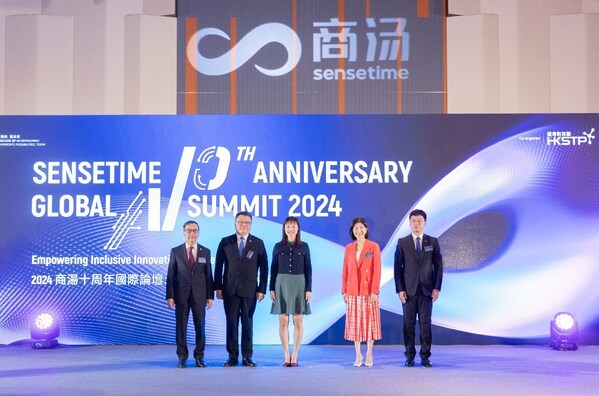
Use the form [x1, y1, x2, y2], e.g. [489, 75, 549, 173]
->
[1, 344, 598, 395]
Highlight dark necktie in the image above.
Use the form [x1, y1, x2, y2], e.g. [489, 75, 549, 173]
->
[416, 237, 421, 256]
[239, 237, 245, 258]
[188, 246, 195, 270]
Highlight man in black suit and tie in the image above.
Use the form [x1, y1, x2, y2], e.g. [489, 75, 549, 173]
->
[214, 211, 268, 367]
[166, 220, 214, 368]
[394, 209, 443, 368]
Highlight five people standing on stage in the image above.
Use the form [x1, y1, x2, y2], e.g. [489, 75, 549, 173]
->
[167, 209, 443, 369]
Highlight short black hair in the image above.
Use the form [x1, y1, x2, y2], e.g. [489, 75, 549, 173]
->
[235, 211, 252, 220]
[182, 220, 199, 230]
[409, 209, 427, 221]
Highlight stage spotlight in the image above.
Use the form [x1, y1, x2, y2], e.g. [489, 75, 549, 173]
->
[550, 312, 578, 351]
[30, 313, 60, 349]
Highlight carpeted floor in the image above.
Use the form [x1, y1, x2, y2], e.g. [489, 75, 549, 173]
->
[1, 344, 598, 395]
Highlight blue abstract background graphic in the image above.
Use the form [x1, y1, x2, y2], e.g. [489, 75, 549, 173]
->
[0, 115, 597, 345]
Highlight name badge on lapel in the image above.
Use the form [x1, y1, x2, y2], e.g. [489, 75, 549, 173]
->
[198, 257, 207, 263]
[365, 252, 373, 258]
[424, 245, 433, 252]
[246, 250, 254, 259]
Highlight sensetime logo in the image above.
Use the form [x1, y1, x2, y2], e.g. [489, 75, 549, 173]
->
[186, 23, 301, 77]
[186, 17, 411, 82]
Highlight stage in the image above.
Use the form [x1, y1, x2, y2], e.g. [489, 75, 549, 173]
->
[1, 344, 598, 395]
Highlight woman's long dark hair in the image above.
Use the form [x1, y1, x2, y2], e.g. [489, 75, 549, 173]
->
[280, 216, 301, 246]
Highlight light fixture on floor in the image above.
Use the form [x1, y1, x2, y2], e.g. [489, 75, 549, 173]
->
[550, 312, 578, 351]
[31, 313, 60, 349]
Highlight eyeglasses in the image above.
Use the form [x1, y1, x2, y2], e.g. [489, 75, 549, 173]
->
[185, 229, 199, 233]
[236, 221, 252, 225]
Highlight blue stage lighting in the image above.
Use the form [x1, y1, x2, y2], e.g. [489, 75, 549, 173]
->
[550, 312, 578, 351]
[30, 313, 60, 349]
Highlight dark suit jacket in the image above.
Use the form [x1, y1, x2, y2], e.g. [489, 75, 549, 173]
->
[214, 234, 268, 299]
[394, 234, 443, 296]
[166, 243, 214, 304]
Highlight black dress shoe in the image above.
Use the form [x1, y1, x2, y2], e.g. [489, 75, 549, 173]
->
[223, 358, 238, 367]
[404, 359, 415, 367]
[195, 358, 207, 368]
[178, 359, 187, 368]
[242, 357, 257, 367]
[421, 358, 433, 367]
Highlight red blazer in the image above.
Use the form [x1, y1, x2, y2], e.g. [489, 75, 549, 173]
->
[342, 239, 381, 296]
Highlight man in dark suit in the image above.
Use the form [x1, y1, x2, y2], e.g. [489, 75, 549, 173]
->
[166, 220, 214, 368]
[214, 211, 268, 367]
[394, 209, 443, 368]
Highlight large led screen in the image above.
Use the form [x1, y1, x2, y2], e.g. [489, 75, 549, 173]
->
[0, 114, 597, 345]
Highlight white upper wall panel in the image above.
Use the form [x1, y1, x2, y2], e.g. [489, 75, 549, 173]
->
[0, 0, 42, 114]
[550, 14, 599, 112]
[41, 0, 175, 114]
[124, 15, 176, 114]
[447, 14, 500, 113]
[449, 0, 482, 15]
[582, 0, 599, 13]
[4, 15, 73, 114]
[480, 0, 581, 113]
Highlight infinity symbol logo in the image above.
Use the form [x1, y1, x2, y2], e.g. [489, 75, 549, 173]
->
[187, 23, 302, 76]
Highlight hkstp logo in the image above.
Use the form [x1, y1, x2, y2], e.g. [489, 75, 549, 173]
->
[546, 128, 595, 146]
[186, 23, 302, 77]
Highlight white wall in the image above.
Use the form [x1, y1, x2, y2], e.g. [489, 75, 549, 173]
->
[550, 13, 599, 112]
[0, 0, 43, 114]
[448, 0, 599, 113]
[0, 0, 175, 115]
[124, 14, 176, 114]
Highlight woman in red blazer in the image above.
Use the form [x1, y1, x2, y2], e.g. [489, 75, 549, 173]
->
[342, 217, 382, 367]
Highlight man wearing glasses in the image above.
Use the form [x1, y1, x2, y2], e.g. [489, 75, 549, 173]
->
[166, 220, 214, 368]
[215, 211, 268, 367]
